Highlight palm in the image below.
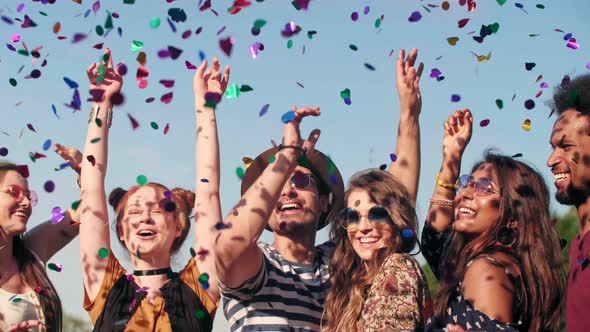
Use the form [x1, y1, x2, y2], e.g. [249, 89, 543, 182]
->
[443, 109, 473, 157]
[194, 58, 230, 101]
[396, 48, 424, 115]
[86, 49, 123, 101]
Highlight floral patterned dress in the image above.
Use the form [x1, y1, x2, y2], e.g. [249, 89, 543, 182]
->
[356, 253, 431, 331]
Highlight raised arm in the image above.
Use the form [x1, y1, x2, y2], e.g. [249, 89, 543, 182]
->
[215, 107, 320, 288]
[79, 49, 123, 301]
[23, 144, 82, 263]
[425, 109, 472, 233]
[389, 48, 424, 204]
[192, 58, 230, 302]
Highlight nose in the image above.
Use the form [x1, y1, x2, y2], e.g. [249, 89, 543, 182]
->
[454, 186, 474, 205]
[547, 150, 559, 169]
[281, 181, 298, 198]
[357, 215, 373, 232]
[139, 210, 154, 224]
[19, 195, 31, 208]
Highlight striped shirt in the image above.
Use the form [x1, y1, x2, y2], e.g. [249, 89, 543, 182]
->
[219, 241, 334, 332]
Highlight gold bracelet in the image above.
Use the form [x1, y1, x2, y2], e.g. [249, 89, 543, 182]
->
[435, 174, 457, 190]
[88, 104, 113, 128]
[429, 198, 455, 207]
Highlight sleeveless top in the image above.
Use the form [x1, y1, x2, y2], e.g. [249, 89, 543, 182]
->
[84, 250, 217, 332]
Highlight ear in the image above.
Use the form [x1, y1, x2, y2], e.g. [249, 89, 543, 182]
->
[319, 193, 330, 214]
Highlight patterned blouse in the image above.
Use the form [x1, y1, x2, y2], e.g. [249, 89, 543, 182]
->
[422, 226, 523, 332]
[356, 253, 431, 331]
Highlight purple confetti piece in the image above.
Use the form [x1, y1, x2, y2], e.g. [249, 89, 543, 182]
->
[451, 94, 461, 102]
[540, 82, 550, 88]
[216, 25, 226, 36]
[363, 6, 370, 15]
[351, 12, 359, 21]
[480, 119, 490, 127]
[72, 33, 88, 44]
[136, 286, 149, 293]
[51, 207, 64, 224]
[408, 11, 422, 22]
[259, 104, 270, 117]
[390, 153, 397, 162]
[430, 68, 441, 78]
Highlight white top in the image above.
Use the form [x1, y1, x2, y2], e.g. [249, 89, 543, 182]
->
[0, 287, 46, 332]
[0, 249, 47, 332]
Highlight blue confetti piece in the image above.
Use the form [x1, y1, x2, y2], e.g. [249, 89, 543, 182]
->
[42, 139, 52, 151]
[84, 9, 91, 18]
[117, 27, 123, 37]
[51, 104, 59, 119]
[167, 17, 177, 33]
[364, 63, 376, 71]
[63, 77, 78, 89]
[402, 228, 414, 238]
[281, 111, 296, 123]
[259, 104, 270, 117]
[198, 50, 206, 62]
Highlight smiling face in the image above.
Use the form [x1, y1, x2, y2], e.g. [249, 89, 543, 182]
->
[453, 163, 501, 237]
[269, 166, 328, 234]
[345, 189, 393, 261]
[0, 170, 33, 237]
[118, 186, 181, 258]
[547, 109, 590, 206]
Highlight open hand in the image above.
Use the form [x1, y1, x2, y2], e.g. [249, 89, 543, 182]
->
[282, 105, 321, 152]
[87, 48, 123, 103]
[194, 57, 230, 105]
[396, 48, 424, 116]
[8, 320, 44, 332]
[443, 108, 473, 159]
[54, 143, 82, 174]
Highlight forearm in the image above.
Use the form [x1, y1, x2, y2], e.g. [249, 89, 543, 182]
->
[23, 210, 80, 262]
[426, 153, 461, 232]
[194, 99, 222, 299]
[81, 101, 111, 192]
[216, 149, 299, 263]
[390, 112, 420, 204]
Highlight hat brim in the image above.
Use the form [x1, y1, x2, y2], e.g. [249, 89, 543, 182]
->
[240, 147, 344, 231]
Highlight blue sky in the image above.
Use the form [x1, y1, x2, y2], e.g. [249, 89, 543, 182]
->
[1, 0, 589, 329]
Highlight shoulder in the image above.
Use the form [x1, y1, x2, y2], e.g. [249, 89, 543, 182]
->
[382, 253, 421, 271]
[463, 254, 515, 289]
[378, 253, 425, 286]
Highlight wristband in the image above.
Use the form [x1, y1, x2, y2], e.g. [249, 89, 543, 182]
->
[435, 175, 458, 190]
[278, 144, 307, 156]
[429, 198, 455, 207]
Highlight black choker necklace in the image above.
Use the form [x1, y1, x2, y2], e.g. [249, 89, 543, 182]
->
[133, 267, 173, 276]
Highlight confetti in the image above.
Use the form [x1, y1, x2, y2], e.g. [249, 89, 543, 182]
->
[161, 92, 174, 104]
[98, 248, 109, 258]
[195, 310, 206, 320]
[198, 273, 209, 290]
[48, 263, 62, 272]
[150, 17, 161, 29]
[480, 119, 490, 127]
[281, 111, 296, 123]
[496, 99, 503, 109]
[185, 61, 197, 70]
[164, 123, 170, 135]
[248, 42, 264, 59]
[351, 12, 359, 22]
[402, 228, 414, 238]
[236, 167, 245, 179]
[521, 119, 531, 131]
[137, 174, 148, 186]
[457, 18, 470, 28]
[364, 63, 375, 71]
[131, 40, 144, 52]
[0, 148, 7, 157]
[451, 94, 461, 102]
[9, 78, 17, 87]
[442, 1, 450, 10]
[219, 37, 234, 57]
[44, 181, 55, 193]
[408, 11, 421, 22]
[255, 103, 270, 117]
[128, 114, 140, 130]
[51, 207, 65, 224]
[390, 153, 397, 162]
[447, 37, 459, 46]
[287, 40, 294, 49]
[150, 122, 159, 130]
[525, 62, 536, 71]
[224, 84, 240, 98]
[524, 99, 535, 110]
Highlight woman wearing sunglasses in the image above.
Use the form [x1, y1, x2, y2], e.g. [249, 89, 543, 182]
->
[323, 48, 430, 331]
[0, 156, 82, 331]
[423, 109, 563, 331]
[79, 50, 227, 331]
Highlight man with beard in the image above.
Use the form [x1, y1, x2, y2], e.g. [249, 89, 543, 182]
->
[547, 74, 590, 332]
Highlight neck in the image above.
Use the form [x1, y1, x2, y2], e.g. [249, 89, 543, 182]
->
[272, 231, 317, 264]
[129, 252, 172, 272]
[0, 232, 16, 269]
[576, 197, 590, 237]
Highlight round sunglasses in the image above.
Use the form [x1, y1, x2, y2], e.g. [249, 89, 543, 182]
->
[2, 184, 38, 207]
[456, 174, 500, 197]
[339, 205, 392, 230]
[289, 171, 316, 190]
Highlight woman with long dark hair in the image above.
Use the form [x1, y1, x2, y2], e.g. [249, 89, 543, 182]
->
[0, 160, 80, 332]
[79, 49, 228, 331]
[322, 48, 430, 331]
[423, 109, 564, 331]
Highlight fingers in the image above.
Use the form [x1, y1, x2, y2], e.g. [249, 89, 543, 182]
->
[294, 106, 320, 122]
[303, 129, 321, 151]
[222, 65, 231, 85]
[196, 59, 208, 78]
[212, 57, 220, 72]
[407, 48, 418, 67]
[87, 63, 97, 81]
[105, 48, 113, 69]
[8, 320, 41, 332]
[396, 49, 406, 80]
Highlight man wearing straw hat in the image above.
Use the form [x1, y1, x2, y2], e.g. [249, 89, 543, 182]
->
[214, 106, 344, 332]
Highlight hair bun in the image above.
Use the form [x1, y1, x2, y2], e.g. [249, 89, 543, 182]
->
[171, 188, 195, 214]
[108, 187, 128, 210]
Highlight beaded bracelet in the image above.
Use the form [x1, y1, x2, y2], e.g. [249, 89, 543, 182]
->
[435, 174, 458, 190]
[278, 144, 307, 156]
[429, 198, 455, 207]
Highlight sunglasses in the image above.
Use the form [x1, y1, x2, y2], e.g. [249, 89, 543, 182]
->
[456, 174, 500, 197]
[289, 171, 316, 190]
[339, 205, 392, 230]
[3, 184, 38, 207]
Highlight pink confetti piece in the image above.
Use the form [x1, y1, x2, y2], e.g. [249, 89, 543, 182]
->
[136, 286, 149, 293]
[586, 62, 590, 70]
[159, 79, 175, 88]
[164, 123, 170, 135]
[480, 119, 490, 127]
[161, 92, 174, 104]
[219, 37, 234, 57]
[185, 60, 197, 70]
[10, 34, 20, 42]
[248, 42, 264, 59]
[567, 39, 579, 50]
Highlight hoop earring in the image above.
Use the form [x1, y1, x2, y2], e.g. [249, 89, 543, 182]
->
[496, 226, 517, 247]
